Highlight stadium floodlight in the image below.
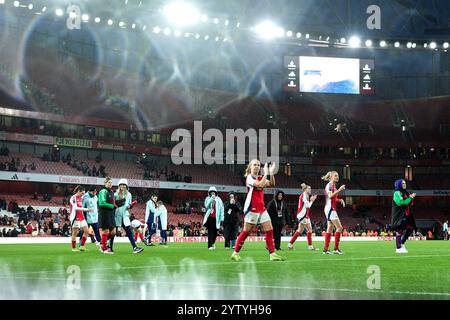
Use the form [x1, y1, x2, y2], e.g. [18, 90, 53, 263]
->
[174, 29, 181, 37]
[365, 39, 372, 47]
[163, 27, 171, 35]
[107, 19, 113, 26]
[379, 40, 386, 47]
[254, 21, 284, 40]
[131, 23, 136, 29]
[119, 21, 125, 27]
[94, 17, 101, 23]
[142, 25, 147, 30]
[424, 43, 428, 48]
[443, 42, 449, 49]
[213, 18, 219, 24]
[305, 33, 310, 39]
[394, 41, 400, 47]
[412, 43, 416, 48]
[55, 8, 64, 16]
[224, 19, 229, 26]
[406, 42, 412, 48]
[430, 42, 437, 49]
[81, 14, 89, 21]
[184, 32, 190, 37]
[42, 6, 46, 12]
[296, 32, 301, 38]
[13, 1, 19, 7]
[195, 33, 200, 39]
[153, 26, 161, 33]
[163, 2, 200, 26]
[340, 37, 346, 44]
[223, 37, 227, 42]
[349, 36, 360, 47]
[286, 30, 293, 37]
[28, 4, 33, 10]
[215, 36, 219, 41]
[201, 14, 207, 22]
[236, 22, 240, 28]
[204, 35, 209, 40]
[0, 0, 5, 5]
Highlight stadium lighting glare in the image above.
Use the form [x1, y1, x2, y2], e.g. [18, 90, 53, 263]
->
[215, 36, 219, 41]
[349, 36, 360, 47]
[119, 21, 125, 27]
[224, 19, 229, 26]
[200, 14, 208, 22]
[81, 14, 89, 21]
[184, 32, 190, 37]
[296, 32, 301, 38]
[286, 30, 293, 37]
[131, 23, 136, 29]
[379, 40, 386, 47]
[0, 0, 5, 5]
[94, 17, 101, 23]
[153, 26, 161, 33]
[412, 43, 416, 48]
[340, 37, 346, 44]
[55, 8, 64, 16]
[365, 39, 372, 47]
[163, 2, 200, 26]
[28, 4, 33, 10]
[213, 18, 219, 24]
[305, 33, 310, 39]
[204, 35, 209, 40]
[42, 6, 46, 12]
[174, 29, 181, 37]
[424, 43, 428, 48]
[195, 33, 200, 39]
[107, 19, 113, 26]
[163, 27, 171, 35]
[254, 21, 284, 40]
[406, 42, 412, 48]
[236, 22, 240, 28]
[429, 42, 437, 49]
[142, 25, 147, 30]
[443, 42, 449, 49]
[394, 41, 400, 47]
[13, 1, 19, 7]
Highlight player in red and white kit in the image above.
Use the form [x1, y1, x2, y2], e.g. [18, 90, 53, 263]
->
[69, 185, 91, 252]
[288, 183, 318, 250]
[132, 218, 145, 243]
[231, 159, 286, 261]
[322, 171, 346, 255]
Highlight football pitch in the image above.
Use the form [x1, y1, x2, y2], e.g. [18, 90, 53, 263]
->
[0, 241, 449, 300]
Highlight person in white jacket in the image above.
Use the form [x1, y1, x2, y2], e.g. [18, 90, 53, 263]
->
[288, 183, 318, 251]
[155, 200, 168, 245]
[203, 186, 224, 250]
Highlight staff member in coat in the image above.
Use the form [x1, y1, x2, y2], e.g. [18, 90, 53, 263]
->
[155, 200, 168, 245]
[223, 192, 242, 249]
[391, 179, 417, 254]
[267, 190, 291, 251]
[203, 186, 224, 250]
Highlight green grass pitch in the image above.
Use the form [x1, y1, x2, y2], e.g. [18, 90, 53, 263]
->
[0, 241, 449, 299]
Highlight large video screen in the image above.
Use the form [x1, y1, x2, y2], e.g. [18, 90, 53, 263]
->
[299, 56, 359, 94]
[284, 56, 374, 95]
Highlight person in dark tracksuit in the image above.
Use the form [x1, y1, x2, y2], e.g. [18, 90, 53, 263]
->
[203, 186, 224, 250]
[223, 192, 242, 249]
[267, 190, 291, 251]
[391, 179, 417, 254]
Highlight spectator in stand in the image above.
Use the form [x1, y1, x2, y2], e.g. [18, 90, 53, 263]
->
[30, 161, 36, 170]
[22, 164, 28, 172]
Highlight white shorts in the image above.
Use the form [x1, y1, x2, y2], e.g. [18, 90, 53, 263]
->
[244, 211, 271, 225]
[325, 209, 339, 221]
[298, 217, 311, 225]
[72, 219, 88, 229]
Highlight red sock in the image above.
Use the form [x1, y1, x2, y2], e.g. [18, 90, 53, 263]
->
[139, 233, 144, 241]
[307, 232, 313, 246]
[234, 230, 249, 253]
[324, 232, 332, 251]
[290, 231, 300, 244]
[334, 232, 341, 250]
[81, 236, 87, 246]
[265, 229, 275, 254]
[71, 240, 76, 249]
[101, 233, 108, 250]
[134, 233, 138, 241]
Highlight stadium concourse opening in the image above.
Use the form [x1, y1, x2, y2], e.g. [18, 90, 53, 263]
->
[0, 0, 449, 302]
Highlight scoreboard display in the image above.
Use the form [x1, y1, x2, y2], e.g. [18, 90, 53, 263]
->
[284, 56, 374, 95]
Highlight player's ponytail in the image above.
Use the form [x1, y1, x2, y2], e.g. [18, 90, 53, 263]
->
[301, 183, 309, 191]
[244, 159, 258, 177]
[321, 171, 336, 182]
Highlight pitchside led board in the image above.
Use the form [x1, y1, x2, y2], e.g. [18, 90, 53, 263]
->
[283, 56, 375, 95]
